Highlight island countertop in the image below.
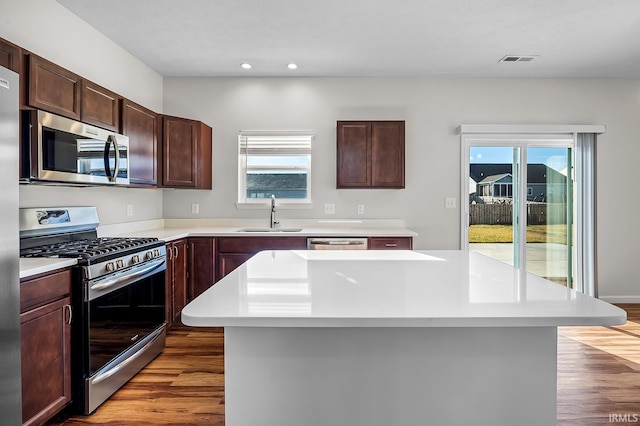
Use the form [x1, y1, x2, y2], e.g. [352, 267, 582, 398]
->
[181, 249, 626, 328]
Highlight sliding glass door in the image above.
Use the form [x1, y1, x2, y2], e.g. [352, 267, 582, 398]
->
[466, 137, 575, 287]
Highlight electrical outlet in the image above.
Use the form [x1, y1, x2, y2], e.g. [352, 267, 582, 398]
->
[191, 203, 200, 214]
[324, 203, 335, 215]
[357, 204, 365, 215]
[126, 204, 133, 217]
[445, 197, 456, 209]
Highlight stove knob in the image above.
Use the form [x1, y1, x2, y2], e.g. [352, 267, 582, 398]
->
[145, 251, 154, 260]
[106, 262, 115, 272]
[132, 255, 140, 264]
[116, 259, 124, 269]
[154, 249, 160, 258]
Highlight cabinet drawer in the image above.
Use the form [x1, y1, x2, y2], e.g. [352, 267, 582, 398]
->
[217, 237, 307, 253]
[20, 269, 72, 313]
[368, 237, 413, 250]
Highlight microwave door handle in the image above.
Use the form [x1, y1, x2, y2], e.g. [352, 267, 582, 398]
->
[103, 140, 113, 181]
[111, 135, 121, 182]
[104, 135, 120, 183]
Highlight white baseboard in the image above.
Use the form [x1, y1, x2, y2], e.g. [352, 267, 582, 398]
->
[598, 296, 640, 304]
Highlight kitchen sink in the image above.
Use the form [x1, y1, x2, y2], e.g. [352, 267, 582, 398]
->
[237, 227, 303, 233]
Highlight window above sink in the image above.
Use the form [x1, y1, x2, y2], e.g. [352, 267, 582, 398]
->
[237, 131, 313, 206]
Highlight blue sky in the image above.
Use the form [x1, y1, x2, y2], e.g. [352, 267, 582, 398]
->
[470, 147, 569, 173]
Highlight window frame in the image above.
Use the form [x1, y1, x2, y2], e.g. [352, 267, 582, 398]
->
[237, 131, 313, 207]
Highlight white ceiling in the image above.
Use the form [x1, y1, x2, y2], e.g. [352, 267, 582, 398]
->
[57, 0, 640, 78]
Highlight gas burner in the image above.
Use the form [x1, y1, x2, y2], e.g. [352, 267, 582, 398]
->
[20, 237, 161, 261]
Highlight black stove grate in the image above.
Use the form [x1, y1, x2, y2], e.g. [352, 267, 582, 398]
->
[20, 237, 160, 260]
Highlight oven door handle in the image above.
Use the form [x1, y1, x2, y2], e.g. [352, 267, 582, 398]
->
[91, 328, 164, 385]
[90, 258, 165, 291]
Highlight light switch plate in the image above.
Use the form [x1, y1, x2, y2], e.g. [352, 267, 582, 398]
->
[357, 204, 365, 215]
[191, 203, 200, 214]
[126, 204, 133, 217]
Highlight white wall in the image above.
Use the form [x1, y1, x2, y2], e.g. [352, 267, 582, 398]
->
[1, 0, 165, 224]
[162, 77, 640, 301]
[3, 1, 638, 300]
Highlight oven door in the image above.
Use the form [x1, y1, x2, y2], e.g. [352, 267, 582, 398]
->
[28, 110, 130, 185]
[86, 260, 166, 375]
[79, 259, 166, 414]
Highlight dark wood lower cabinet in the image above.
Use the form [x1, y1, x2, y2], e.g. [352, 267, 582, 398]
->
[188, 238, 216, 301]
[166, 239, 188, 328]
[218, 253, 253, 280]
[20, 269, 72, 426]
[216, 237, 307, 281]
[368, 237, 413, 250]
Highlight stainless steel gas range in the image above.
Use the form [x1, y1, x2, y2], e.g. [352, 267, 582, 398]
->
[19, 207, 166, 415]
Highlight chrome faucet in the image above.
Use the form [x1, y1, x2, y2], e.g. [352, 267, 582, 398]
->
[270, 194, 279, 229]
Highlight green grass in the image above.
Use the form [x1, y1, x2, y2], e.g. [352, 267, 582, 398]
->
[469, 224, 568, 244]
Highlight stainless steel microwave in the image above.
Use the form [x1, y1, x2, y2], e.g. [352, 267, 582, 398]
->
[21, 110, 129, 186]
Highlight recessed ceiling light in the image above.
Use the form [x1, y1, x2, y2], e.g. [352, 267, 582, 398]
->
[287, 63, 298, 70]
[241, 63, 252, 69]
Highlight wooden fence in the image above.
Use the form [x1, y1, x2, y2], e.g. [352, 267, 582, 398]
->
[469, 203, 567, 225]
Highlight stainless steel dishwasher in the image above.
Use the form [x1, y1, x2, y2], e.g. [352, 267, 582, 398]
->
[307, 237, 368, 250]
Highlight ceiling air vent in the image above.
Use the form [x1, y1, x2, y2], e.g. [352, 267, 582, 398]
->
[499, 55, 537, 63]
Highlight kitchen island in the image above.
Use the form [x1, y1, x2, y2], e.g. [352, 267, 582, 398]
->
[182, 250, 626, 426]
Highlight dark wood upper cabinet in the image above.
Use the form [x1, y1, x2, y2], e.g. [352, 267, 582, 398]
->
[28, 54, 81, 120]
[122, 99, 158, 186]
[0, 37, 21, 73]
[81, 79, 121, 131]
[160, 115, 212, 189]
[337, 120, 405, 189]
[337, 121, 371, 187]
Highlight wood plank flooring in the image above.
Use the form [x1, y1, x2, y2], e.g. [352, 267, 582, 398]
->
[47, 305, 640, 425]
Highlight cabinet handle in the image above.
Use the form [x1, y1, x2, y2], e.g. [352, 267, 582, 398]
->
[173, 246, 179, 259]
[385, 243, 398, 247]
[168, 246, 173, 261]
[65, 304, 72, 325]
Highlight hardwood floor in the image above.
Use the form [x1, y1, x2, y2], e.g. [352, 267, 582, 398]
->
[47, 326, 225, 426]
[47, 305, 640, 425]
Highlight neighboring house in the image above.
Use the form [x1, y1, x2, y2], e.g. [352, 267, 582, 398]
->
[246, 173, 308, 199]
[469, 164, 567, 204]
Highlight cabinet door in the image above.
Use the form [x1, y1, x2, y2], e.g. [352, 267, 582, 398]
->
[162, 116, 198, 187]
[28, 55, 81, 120]
[21, 297, 72, 426]
[122, 99, 157, 186]
[81, 79, 120, 131]
[218, 253, 253, 281]
[337, 121, 371, 188]
[172, 240, 189, 325]
[161, 116, 212, 189]
[371, 121, 405, 188]
[0, 37, 21, 73]
[189, 238, 216, 301]
[165, 242, 174, 328]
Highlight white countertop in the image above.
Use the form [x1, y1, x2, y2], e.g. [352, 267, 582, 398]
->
[19, 258, 77, 279]
[99, 220, 418, 241]
[20, 219, 416, 278]
[181, 250, 626, 328]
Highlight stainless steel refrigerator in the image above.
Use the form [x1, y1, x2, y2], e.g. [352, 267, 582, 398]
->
[0, 65, 22, 423]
